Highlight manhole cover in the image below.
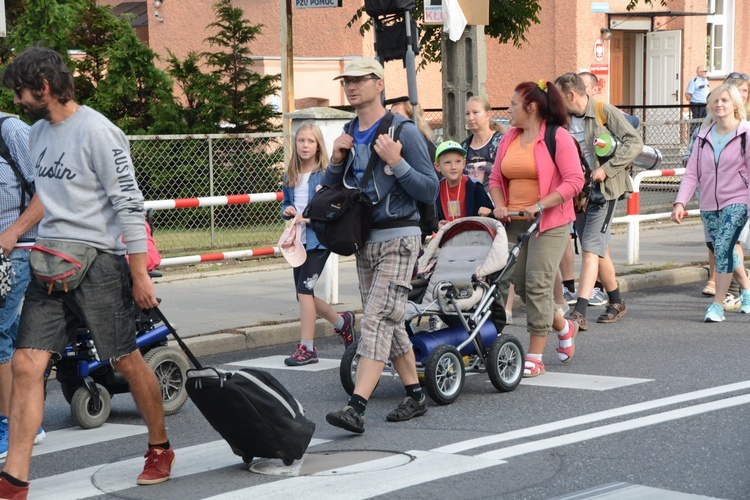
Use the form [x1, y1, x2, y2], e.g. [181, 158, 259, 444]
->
[250, 450, 414, 477]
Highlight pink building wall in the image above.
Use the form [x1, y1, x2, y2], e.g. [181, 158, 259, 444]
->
[97, 0, 750, 112]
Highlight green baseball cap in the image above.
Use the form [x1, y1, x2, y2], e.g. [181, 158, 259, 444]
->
[434, 140, 467, 162]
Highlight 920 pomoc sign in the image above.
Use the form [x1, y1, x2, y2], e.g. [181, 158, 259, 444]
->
[294, 0, 342, 7]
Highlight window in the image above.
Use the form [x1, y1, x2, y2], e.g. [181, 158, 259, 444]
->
[707, 0, 734, 76]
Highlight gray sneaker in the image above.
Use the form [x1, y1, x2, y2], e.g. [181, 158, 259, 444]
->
[386, 395, 428, 422]
[563, 286, 577, 305]
[589, 287, 608, 306]
[326, 406, 365, 434]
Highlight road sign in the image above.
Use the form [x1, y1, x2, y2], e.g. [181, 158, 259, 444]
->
[294, 0, 342, 8]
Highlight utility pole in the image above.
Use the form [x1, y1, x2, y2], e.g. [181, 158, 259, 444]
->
[441, 25, 486, 142]
[280, 0, 294, 164]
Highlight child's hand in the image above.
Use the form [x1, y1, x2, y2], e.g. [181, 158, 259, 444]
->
[478, 207, 492, 217]
[283, 206, 297, 218]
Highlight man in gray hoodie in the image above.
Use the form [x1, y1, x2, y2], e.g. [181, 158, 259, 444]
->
[0, 47, 172, 498]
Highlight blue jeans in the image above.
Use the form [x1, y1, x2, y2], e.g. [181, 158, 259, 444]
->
[0, 250, 32, 364]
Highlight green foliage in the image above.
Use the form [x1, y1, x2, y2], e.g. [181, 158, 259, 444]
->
[626, 0, 668, 9]
[165, 50, 225, 133]
[202, 0, 280, 133]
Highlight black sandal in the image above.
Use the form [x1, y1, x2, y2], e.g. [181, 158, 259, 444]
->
[597, 301, 627, 323]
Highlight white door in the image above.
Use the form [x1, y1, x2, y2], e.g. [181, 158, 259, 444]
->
[645, 30, 682, 144]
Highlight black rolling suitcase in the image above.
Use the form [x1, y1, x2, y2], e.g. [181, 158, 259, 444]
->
[153, 308, 316, 465]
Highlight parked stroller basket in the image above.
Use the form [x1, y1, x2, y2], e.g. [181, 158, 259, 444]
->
[340, 213, 541, 405]
[364, 0, 419, 105]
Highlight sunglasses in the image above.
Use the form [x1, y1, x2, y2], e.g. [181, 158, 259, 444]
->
[727, 72, 750, 81]
[465, 165, 486, 173]
[340, 75, 379, 87]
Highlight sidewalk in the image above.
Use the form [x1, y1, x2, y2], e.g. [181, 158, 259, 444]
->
[154, 219, 711, 356]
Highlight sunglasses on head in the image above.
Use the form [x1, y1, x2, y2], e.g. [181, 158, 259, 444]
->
[727, 72, 750, 81]
[465, 165, 485, 173]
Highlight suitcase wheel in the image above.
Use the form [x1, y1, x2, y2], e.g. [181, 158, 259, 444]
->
[282, 458, 294, 466]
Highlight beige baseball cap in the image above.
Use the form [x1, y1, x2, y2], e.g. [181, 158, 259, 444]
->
[334, 57, 384, 80]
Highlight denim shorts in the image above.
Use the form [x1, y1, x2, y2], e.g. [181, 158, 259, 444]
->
[17, 252, 137, 361]
[0, 250, 32, 364]
[575, 199, 618, 258]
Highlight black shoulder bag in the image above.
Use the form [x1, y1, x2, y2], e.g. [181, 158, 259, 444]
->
[303, 112, 396, 256]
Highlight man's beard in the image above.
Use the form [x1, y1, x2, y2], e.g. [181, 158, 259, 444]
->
[21, 100, 50, 122]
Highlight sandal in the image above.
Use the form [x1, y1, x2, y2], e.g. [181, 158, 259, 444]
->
[523, 357, 545, 378]
[567, 310, 588, 331]
[702, 280, 716, 296]
[556, 319, 579, 363]
[597, 300, 627, 323]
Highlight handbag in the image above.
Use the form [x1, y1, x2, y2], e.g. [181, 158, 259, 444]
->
[29, 239, 98, 294]
[304, 185, 373, 256]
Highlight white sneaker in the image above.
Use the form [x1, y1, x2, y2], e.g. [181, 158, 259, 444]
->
[562, 286, 577, 305]
[589, 287, 608, 306]
[723, 293, 741, 311]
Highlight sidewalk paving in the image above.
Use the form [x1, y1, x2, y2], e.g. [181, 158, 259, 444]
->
[154, 219, 711, 356]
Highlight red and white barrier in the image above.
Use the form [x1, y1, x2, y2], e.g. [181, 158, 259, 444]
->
[145, 192, 282, 211]
[159, 246, 280, 267]
[612, 168, 699, 264]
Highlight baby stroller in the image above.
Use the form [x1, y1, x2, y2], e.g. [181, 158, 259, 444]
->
[340, 215, 536, 405]
[48, 304, 190, 429]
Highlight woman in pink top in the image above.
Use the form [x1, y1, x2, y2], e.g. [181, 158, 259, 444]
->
[672, 83, 750, 322]
[489, 80, 585, 377]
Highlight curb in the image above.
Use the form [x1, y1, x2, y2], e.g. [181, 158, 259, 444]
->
[175, 265, 709, 359]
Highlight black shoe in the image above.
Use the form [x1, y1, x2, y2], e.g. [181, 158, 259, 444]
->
[326, 406, 365, 434]
[386, 396, 428, 422]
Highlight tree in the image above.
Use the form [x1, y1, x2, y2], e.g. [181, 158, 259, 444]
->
[350, 0, 668, 66]
[202, 0, 280, 133]
[165, 50, 224, 133]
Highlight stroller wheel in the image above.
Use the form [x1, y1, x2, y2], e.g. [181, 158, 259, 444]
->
[71, 383, 111, 429]
[339, 342, 358, 396]
[144, 346, 190, 415]
[424, 345, 464, 405]
[487, 334, 525, 392]
[339, 341, 380, 396]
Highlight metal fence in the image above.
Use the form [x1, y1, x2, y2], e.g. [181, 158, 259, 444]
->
[132, 105, 698, 258]
[130, 133, 286, 257]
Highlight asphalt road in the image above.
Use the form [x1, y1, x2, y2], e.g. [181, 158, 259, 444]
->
[22, 281, 749, 500]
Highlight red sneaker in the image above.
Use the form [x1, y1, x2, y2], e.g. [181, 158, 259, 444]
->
[136, 447, 175, 485]
[0, 477, 29, 500]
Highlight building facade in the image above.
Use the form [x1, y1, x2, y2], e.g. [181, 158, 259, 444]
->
[100, 0, 748, 114]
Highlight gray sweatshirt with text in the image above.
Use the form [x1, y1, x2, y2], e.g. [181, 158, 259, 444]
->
[29, 106, 146, 255]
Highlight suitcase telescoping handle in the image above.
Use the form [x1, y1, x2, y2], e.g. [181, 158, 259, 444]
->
[151, 306, 203, 370]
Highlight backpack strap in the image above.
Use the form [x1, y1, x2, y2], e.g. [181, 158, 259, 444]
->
[0, 116, 33, 215]
[594, 101, 607, 127]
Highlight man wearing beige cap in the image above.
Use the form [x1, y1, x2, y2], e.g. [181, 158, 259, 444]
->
[324, 57, 439, 434]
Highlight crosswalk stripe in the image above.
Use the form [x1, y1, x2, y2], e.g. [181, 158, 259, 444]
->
[29, 438, 330, 500]
[228, 356, 340, 372]
[0, 424, 147, 464]
[518, 372, 652, 390]
[204, 450, 505, 499]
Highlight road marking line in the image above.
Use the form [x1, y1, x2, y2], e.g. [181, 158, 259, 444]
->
[228, 356, 340, 372]
[0, 424, 147, 464]
[29, 438, 330, 500]
[433, 380, 750, 453]
[555, 481, 719, 499]
[477, 394, 750, 461]
[204, 450, 505, 499]
[518, 372, 652, 391]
